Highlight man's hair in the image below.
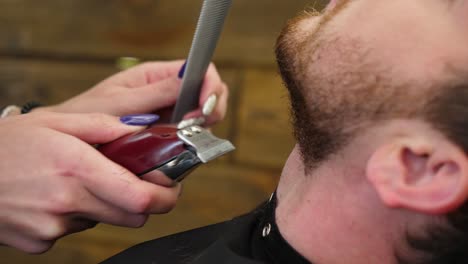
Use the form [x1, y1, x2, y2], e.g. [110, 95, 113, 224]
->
[275, 7, 468, 264]
[402, 86, 468, 264]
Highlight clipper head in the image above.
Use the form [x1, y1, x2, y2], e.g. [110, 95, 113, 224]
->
[177, 125, 235, 163]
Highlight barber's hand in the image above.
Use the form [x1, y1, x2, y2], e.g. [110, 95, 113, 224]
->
[0, 112, 181, 253]
[45, 60, 228, 125]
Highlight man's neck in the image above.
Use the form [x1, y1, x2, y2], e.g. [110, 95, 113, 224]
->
[275, 146, 403, 264]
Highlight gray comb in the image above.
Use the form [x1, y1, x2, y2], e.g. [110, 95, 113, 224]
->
[171, 0, 232, 123]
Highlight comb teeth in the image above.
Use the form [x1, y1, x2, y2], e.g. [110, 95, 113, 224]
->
[171, 0, 232, 123]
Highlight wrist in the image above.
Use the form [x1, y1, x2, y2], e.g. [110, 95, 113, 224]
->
[30, 105, 57, 113]
[1, 102, 45, 119]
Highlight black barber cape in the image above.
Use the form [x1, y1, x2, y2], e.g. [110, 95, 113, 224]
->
[101, 194, 310, 264]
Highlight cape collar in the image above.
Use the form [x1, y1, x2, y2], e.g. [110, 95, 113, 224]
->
[251, 192, 311, 264]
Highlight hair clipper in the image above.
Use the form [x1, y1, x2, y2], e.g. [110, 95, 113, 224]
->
[99, 0, 234, 182]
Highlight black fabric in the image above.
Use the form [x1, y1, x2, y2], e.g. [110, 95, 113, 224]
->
[101, 196, 311, 264]
[251, 193, 310, 264]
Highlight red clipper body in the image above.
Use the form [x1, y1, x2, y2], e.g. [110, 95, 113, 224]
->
[99, 124, 234, 182]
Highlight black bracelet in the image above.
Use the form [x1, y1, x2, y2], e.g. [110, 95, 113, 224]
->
[21, 102, 42, 114]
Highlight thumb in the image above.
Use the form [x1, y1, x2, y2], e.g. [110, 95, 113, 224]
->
[130, 77, 182, 113]
[35, 112, 146, 144]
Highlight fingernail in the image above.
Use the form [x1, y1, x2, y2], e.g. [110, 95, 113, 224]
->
[178, 61, 187, 79]
[120, 114, 160, 126]
[202, 94, 218, 116]
[177, 117, 206, 130]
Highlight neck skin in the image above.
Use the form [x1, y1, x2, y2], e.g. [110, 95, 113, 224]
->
[275, 145, 409, 264]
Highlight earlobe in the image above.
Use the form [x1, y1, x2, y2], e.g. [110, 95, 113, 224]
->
[366, 139, 468, 214]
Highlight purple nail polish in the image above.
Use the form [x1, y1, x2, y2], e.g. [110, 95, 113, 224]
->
[120, 114, 160, 126]
[178, 61, 187, 79]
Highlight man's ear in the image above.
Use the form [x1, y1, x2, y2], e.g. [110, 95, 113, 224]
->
[366, 137, 468, 214]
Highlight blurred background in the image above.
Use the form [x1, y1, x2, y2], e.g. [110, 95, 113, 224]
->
[0, 0, 326, 262]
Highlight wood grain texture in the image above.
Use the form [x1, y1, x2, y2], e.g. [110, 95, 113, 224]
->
[0, 59, 116, 106]
[235, 68, 295, 169]
[0, 0, 325, 65]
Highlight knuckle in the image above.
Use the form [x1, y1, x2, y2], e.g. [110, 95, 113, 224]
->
[158, 191, 178, 214]
[131, 191, 153, 214]
[37, 220, 66, 241]
[130, 188, 178, 214]
[55, 157, 80, 178]
[128, 214, 148, 228]
[24, 241, 54, 254]
[49, 191, 76, 214]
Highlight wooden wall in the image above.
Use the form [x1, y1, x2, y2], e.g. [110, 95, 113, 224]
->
[0, 0, 326, 262]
